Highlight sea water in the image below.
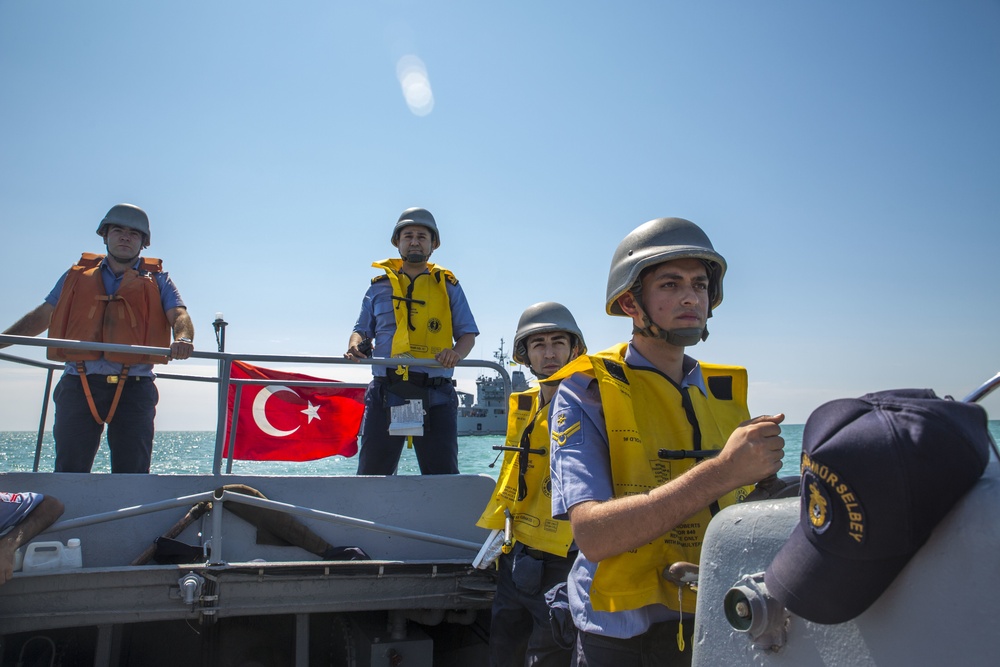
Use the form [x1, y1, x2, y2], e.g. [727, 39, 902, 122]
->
[2, 423, 999, 477]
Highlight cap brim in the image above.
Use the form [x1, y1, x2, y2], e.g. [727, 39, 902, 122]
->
[764, 521, 913, 625]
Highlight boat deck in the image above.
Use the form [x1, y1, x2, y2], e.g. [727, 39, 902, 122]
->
[0, 472, 498, 635]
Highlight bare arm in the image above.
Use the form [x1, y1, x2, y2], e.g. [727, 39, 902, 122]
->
[569, 414, 785, 562]
[344, 331, 367, 362]
[436, 332, 476, 369]
[0, 496, 65, 585]
[166, 307, 194, 360]
[0, 303, 55, 349]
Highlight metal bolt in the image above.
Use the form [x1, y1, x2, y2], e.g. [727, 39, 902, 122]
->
[735, 600, 751, 618]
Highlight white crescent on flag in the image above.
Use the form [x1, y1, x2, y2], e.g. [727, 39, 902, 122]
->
[252, 385, 301, 438]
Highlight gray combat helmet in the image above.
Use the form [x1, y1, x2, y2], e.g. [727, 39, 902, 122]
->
[391, 207, 440, 249]
[606, 217, 726, 316]
[512, 301, 587, 367]
[606, 217, 726, 346]
[96, 203, 151, 247]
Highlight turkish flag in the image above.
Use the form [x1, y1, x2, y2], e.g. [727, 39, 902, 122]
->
[223, 361, 366, 461]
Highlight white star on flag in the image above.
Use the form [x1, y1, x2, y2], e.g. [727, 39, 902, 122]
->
[301, 401, 321, 423]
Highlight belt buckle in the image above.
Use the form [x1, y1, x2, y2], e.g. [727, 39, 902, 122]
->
[106, 375, 119, 384]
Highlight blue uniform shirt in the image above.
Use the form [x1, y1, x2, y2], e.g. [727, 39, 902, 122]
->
[549, 342, 706, 639]
[44, 256, 185, 377]
[352, 271, 479, 378]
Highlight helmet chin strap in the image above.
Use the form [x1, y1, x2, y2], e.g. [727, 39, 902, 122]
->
[630, 287, 710, 347]
[633, 320, 708, 347]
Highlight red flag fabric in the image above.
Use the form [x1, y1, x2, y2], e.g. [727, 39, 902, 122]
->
[224, 361, 366, 461]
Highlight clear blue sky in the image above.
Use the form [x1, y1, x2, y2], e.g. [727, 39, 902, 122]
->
[2, 1, 998, 430]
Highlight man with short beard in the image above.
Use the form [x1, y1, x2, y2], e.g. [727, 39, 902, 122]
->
[0, 204, 193, 473]
[345, 207, 478, 475]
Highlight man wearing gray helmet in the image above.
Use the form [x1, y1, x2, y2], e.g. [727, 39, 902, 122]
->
[345, 207, 478, 475]
[0, 204, 194, 473]
[546, 218, 785, 666]
[477, 302, 586, 667]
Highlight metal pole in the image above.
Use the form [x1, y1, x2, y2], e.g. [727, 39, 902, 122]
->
[33, 368, 54, 472]
[213, 359, 233, 475]
[210, 487, 226, 564]
[213, 313, 230, 476]
[226, 385, 243, 474]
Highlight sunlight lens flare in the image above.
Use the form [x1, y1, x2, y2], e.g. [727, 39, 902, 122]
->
[396, 54, 434, 117]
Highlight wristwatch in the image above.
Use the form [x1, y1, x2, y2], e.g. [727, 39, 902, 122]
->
[175, 337, 193, 344]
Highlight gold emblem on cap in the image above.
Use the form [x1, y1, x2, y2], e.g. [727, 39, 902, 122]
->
[808, 481, 829, 528]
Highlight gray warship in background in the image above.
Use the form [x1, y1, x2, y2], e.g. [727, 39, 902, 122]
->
[456, 340, 529, 436]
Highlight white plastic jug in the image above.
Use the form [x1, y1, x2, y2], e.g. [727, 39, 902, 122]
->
[21, 541, 64, 572]
[63, 538, 83, 569]
[21, 538, 84, 573]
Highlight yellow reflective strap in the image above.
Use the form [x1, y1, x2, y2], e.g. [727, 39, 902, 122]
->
[677, 586, 686, 652]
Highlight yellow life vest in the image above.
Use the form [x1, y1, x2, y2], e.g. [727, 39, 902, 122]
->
[372, 259, 456, 360]
[559, 343, 751, 614]
[476, 387, 574, 556]
[47, 253, 171, 365]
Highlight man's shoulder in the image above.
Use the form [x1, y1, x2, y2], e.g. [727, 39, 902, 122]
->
[697, 360, 747, 374]
[428, 263, 459, 286]
[138, 256, 163, 273]
[552, 366, 602, 412]
[60, 253, 103, 274]
[371, 274, 388, 285]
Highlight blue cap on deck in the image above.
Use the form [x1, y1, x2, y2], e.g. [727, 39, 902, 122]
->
[765, 389, 991, 624]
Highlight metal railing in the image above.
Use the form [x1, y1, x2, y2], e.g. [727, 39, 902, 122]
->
[0, 334, 511, 475]
[50, 487, 483, 557]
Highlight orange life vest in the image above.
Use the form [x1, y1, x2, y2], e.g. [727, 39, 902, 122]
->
[47, 253, 171, 365]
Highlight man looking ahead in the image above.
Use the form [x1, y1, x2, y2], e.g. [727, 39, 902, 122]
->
[345, 207, 478, 475]
[547, 217, 785, 666]
[1, 204, 193, 473]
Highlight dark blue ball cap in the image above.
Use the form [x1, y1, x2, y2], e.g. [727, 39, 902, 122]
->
[765, 389, 992, 624]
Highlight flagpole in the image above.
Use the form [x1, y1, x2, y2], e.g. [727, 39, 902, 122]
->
[214, 311, 228, 389]
[213, 312, 230, 475]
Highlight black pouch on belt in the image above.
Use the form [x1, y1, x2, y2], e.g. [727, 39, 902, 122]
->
[385, 378, 429, 402]
[511, 549, 545, 596]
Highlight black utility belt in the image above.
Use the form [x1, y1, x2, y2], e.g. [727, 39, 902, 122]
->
[377, 372, 453, 389]
[523, 546, 577, 562]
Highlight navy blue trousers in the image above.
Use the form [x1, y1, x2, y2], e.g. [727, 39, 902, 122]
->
[356, 378, 459, 475]
[576, 619, 693, 667]
[490, 546, 574, 667]
[52, 373, 158, 473]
